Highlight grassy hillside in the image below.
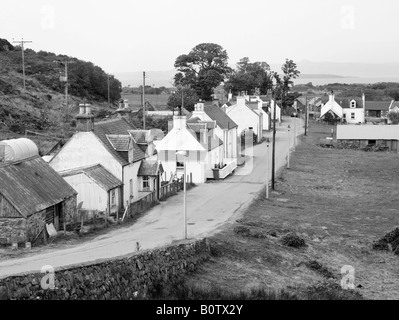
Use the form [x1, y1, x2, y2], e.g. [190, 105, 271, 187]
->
[0, 39, 121, 154]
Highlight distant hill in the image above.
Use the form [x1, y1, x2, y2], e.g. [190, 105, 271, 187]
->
[298, 74, 352, 79]
[270, 60, 399, 78]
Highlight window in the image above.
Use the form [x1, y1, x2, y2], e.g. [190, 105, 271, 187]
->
[129, 179, 133, 198]
[343, 113, 346, 119]
[350, 100, 356, 108]
[351, 113, 355, 119]
[111, 189, 116, 205]
[143, 176, 150, 190]
[176, 161, 184, 168]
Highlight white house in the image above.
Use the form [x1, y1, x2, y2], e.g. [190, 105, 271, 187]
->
[156, 115, 235, 183]
[243, 96, 271, 130]
[49, 104, 156, 212]
[320, 92, 344, 120]
[223, 96, 263, 143]
[190, 102, 239, 161]
[340, 95, 365, 124]
[320, 92, 365, 124]
[156, 115, 207, 183]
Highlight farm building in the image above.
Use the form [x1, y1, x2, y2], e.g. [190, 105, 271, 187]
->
[336, 124, 399, 151]
[0, 138, 77, 244]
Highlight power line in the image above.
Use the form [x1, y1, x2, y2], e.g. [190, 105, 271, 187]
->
[12, 38, 33, 91]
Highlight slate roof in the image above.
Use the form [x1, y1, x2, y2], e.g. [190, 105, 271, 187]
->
[339, 98, 363, 109]
[129, 130, 149, 144]
[106, 135, 130, 151]
[365, 101, 391, 111]
[0, 156, 77, 218]
[94, 118, 145, 165]
[138, 160, 164, 176]
[61, 164, 122, 191]
[203, 105, 237, 130]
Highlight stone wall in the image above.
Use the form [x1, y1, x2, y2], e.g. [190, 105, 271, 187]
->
[63, 195, 78, 224]
[26, 209, 46, 243]
[0, 218, 26, 244]
[0, 238, 211, 300]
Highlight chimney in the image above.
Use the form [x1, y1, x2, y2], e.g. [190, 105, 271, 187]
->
[124, 99, 129, 109]
[172, 115, 187, 130]
[75, 103, 94, 132]
[228, 90, 232, 102]
[195, 102, 204, 112]
[79, 104, 85, 115]
[237, 96, 246, 107]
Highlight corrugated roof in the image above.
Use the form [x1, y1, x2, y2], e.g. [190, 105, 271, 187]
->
[94, 118, 145, 165]
[365, 101, 391, 111]
[138, 160, 164, 176]
[204, 105, 238, 130]
[0, 156, 77, 218]
[61, 164, 122, 191]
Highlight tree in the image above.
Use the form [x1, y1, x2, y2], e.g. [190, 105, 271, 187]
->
[225, 57, 273, 96]
[387, 110, 399, 124]
[174, 43, 231, 101]
[167, 86, 199, 112]
[273, 59, 300, 113]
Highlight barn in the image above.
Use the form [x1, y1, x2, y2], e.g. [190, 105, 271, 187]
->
[0, 138, 77, 244]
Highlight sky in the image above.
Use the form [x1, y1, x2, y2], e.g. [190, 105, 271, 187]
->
[1, 0, 399, 74]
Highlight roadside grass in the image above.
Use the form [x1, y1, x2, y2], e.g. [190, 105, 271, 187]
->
[182, 120, 399, 300]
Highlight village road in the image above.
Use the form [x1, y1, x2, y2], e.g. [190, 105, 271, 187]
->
[0, 117, 303, 278]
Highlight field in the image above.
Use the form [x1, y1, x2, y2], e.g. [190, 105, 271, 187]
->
[121, 93, 169, 109]
[180, 121, 399, 300]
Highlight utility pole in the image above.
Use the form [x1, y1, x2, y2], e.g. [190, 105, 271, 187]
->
[13, 38, 32, 91]
[305, 94, 308, 136]
[143, 71, 146, 130]
[266, 138, 270, 199]
[55, 59, 74, 131]
[107, 74, 111, 108]
[287, 125, 291, 169]
[271, 89, 277, 190]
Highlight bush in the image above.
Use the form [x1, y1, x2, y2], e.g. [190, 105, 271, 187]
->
[281, 233, 306, 248]
[372, 227, 399, 253]
[304, 260, 336, 279]
[387, 111, 399, 124]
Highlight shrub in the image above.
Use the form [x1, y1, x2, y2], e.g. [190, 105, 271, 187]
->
[372, 227, 399, 252]
[233, 225, 251, 237]
[281, 232, 306, 248]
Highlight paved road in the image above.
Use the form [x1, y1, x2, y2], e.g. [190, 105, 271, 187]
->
[0, 117, 304, 279]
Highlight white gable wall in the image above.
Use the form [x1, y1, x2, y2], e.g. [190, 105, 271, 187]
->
[63, 173, 118, 212]
[226, 104, 261, 138]
[50, 132, 122, 180]
[123, 161, 142, 206]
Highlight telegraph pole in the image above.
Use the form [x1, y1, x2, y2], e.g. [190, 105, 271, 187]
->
[13, 38, 32, 91]
[305, 94, 308, 136]
[107, 74, 111, 108]
[271, 90, 277, 190]
[143, 71, 146, 130]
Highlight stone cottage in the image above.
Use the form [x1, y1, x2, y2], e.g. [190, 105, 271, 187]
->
[0, 138, 77, 244]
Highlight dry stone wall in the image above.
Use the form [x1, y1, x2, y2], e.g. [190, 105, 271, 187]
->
[0, 238, 210, 300]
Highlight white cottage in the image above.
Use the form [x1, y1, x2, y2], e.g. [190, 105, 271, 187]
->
[190, 102, 239, 161]
[223, 96, 263, 143]
[49, 105, 148, 211]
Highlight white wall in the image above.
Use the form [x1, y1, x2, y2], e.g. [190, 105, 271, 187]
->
[226, 105, 261, 138]
[337, 124, 399, 140]
[50, 132, 122, 180]
[158, 150, 207, 183]
[63, 173, 120, 212]
[123, 161, 141, 205]
[342, 108, 365, 124]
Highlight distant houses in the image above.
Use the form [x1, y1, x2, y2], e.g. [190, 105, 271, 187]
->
[0, 138, 77, 244]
